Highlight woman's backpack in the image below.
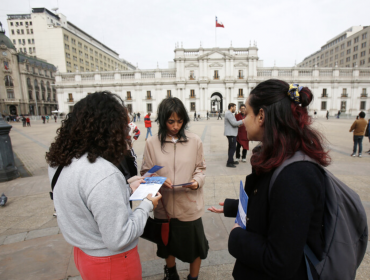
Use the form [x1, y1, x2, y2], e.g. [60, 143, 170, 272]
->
[269, 151, 368, 280]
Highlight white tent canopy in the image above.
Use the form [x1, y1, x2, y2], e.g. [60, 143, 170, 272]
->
[51, 110, 63, 114]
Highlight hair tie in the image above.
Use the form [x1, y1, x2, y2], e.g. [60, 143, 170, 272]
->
[288, 84, 303, 105]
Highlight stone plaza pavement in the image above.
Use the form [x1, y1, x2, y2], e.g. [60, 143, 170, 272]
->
[0, 116, 369, 280]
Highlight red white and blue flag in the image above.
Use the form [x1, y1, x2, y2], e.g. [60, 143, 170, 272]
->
[216, 17, 224, 28]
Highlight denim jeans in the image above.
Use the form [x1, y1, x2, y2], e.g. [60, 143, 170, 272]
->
[353, 135, 364, 154]
[146, 127, 152, 139]
[226, 136, 237, 164]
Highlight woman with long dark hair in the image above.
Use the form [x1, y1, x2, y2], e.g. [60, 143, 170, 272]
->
[209, 79, 331, 279]
[46, 91, 161, 280]
[141, 97, 208, 280]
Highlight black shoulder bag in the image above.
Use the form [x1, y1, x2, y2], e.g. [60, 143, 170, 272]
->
[50, 166, 64, 200]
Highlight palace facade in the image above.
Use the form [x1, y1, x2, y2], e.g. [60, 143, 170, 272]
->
[55, 44, 370, 117]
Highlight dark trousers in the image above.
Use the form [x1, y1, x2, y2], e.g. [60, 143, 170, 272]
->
[218, 115, 222, 120]
[226, 136, 237, 164]
[236, 141, 247, 159]
[353, 135, 364, 154]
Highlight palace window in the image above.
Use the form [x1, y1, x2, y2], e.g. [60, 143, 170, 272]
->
[360, 101, 366, 110]
[354, 46, 358, 52]
[353, 54, 358, 60]
[322, 88, 327, 97]
[238, 70, 243, 79]
[347, 41, 351, 47]
[361, 51, 366, 57]
[354, 37, 359, 43]
[362, 33, 367, 40]
[11, 30, 14, 35]
[147, 103, 152, 112]
[4, 61, 9, 70]
[190, 89, 195, 98]
[190, 102, 196, 111]
[214, 70, 219, 79]
[361, 42, 366, 48]
[347, 49, 351, 54]
[127, 104, 132, 114]
[167, 90, 171, 97]
[362, 88, 367, 95]
[321, 101, 327, 110]
[146, 91, 152, 99]
[238, 89, 243, 97]
[341, 101, 346, 112]
[189, 70, 195, 79]
[68, 93, 74, 102]
[127, 91, 132, 100]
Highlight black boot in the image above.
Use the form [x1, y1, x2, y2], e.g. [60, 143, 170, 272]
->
[163, 264, 180, 280]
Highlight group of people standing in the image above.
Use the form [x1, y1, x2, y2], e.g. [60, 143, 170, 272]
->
[224, 103, 249, 168]
[46, 79, 365, 280]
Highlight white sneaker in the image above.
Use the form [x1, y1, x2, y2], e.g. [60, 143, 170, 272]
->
[358, 154, 362, 158]
[242, 158, 247, 162]
[236, 158, 240, 162]
[53, 212, 57, 217]
[351, 153, 356, 157]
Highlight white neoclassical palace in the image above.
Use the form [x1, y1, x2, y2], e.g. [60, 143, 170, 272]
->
[55, 44, 370, 117]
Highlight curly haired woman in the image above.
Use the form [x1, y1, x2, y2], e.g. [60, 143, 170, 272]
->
[46, 91, 162, 280]
[209, 79, 331, 280]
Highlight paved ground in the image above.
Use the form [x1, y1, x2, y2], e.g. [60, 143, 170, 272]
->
[0, 116, 369, 280]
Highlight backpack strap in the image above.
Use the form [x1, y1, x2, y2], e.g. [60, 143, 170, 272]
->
[268, 151, 317, 199]
[50, 166, 64, 200]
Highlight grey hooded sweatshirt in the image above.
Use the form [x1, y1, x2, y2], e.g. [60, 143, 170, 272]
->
[48, 153, 152, 257]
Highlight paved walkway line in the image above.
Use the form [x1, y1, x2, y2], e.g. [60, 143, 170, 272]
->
[11, 126, 49, 150]
[201, 124, 209, 142]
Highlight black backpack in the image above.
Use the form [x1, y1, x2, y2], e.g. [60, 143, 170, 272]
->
[269, 151, 368, 280]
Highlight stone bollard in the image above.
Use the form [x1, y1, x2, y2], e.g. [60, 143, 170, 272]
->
[0, 115, 19, 182]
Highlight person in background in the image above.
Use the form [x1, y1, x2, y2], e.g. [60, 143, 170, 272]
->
[326, 110, 329, 120]
[46, 115, 49, 123]
[141, 97, 207, 280]
[46, 91, 161, 280]
[26, 117, 31, 127]
[235, 104, 249, 162]
[224, 103, 243, 168]
[217, 111, 222, 120]
[144, 112, 152, 140]
[349, 111, 367, 157]
[54, 115, 57, 122]
[207, 110, 209, 120]
[209, 79, 330, 280]
[137, 112, 141, 122]
[314, 110, 317, 118]
[22, 116, 26, 127]
[366, 119, 370, 154]
[133, 112, 136, 122]
[194, 111, 198, 121]
[337, 110, 341, 119]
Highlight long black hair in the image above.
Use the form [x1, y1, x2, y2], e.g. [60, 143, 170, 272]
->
[155, 97, 190, 149]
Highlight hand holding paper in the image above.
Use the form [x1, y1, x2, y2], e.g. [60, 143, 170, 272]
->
[130, 177, 166, 201]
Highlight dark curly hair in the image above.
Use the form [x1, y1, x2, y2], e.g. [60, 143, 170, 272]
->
[46, 91, 129, 167]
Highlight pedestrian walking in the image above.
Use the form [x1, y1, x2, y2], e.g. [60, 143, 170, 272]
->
[42, 115, 46, 124]
[22, 116, 26, 127]
[46, 91, 161, 280]
[133, 112, 136, 122]
[144, 112, 152, 140]
[235, 104, 249, 162]
[54, 115, 57, 122]
[326, 110, 329, 120]
[26, 117, 31, 126]
[217, 111, 222, 120]
[349, 111, 367, 157]
[366, 119, 370, 154]
[314, 110, 317, 118]
[208, 79, 331, 280]
[194, 111, 198, 121]
[337, 110, 341, 119]
[206, 110, 209, 120]
[224, 103, 243, 168]
[46, 115, 49, 123]
[137, 112, 141, 122]
[141, 97, 207, 280]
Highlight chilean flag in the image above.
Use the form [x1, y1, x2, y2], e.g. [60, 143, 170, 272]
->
[216, 16, 224, 28]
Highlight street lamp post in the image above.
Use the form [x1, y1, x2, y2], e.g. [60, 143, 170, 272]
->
[0, 115, 19, 182]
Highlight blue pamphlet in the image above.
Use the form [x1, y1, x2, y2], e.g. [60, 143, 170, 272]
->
[143, 165, 164, 177]
[129, 176, 167, 201]
[235, 180, 248, 230]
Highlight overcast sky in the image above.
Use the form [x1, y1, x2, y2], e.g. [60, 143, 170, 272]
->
[1, 0, 370, 70]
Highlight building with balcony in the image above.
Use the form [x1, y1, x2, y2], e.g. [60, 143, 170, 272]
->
[298, 26, 370, 68]
[55, 44, 370, 118]
[7, 8, 135, 73]
[0, 23, 57, 116]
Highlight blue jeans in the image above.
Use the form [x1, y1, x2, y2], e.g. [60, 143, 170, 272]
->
[353, 135, 364, 154]
[146, 127, 152, 139]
